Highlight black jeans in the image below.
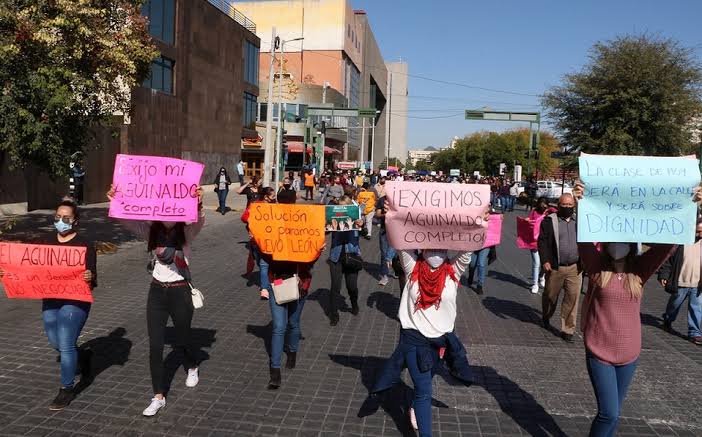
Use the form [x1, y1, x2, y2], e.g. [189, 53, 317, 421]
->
[328, 260, 358, 316]
[147, 282, 196, 394]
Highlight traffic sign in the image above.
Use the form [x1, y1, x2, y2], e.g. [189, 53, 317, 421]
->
[358, 108, 378, 118]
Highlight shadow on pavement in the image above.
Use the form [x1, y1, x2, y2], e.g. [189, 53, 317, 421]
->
[246, 322, 273, 358]
[366, 291, 399, 322]
[163, 327, 216, 395]
[641, 312, 690, 341]
[330, 353, 566, 437]
[75, 327, 132, 394]
[482, 296, 543, 325]
[307, 288, 350, 320]
[487, 270, 530, 289]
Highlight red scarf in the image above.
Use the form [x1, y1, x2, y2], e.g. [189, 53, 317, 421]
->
[410, 259, 457, 311]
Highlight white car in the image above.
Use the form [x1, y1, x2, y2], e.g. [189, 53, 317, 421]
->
[537, 180, 572, 199]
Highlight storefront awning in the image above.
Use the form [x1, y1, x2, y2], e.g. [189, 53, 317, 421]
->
[286, 141, 341, 154]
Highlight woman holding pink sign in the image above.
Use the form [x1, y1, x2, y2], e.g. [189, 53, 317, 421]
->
[107, 185, 205, 417]
[0, 198, 97, 411]
[521, 197, 556, 294]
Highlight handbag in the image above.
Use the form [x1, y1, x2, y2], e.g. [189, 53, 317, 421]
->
[342, 250, 364, 271]
[272, 275, 300, 305]
[189, 283, 204, 309]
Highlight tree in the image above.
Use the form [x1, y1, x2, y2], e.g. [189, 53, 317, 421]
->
[0, 0, 157, 178]
[543, 35, 702, 156]
[415, 159, 431, 171]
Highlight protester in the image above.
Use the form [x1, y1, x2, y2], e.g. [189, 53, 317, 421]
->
[370, 245, 474, 436]
[526, 197, 557, 293]
[356, 183, 376, 240]
[374, 189, 397, 286]
[508, 180, 519, 212]
[0, 199, 96, 410]
[263, 190, 321, 389]
[466, 245, 491, 295]
[237, 175, 261, 208]
[537, 193, 582, 342]
[303, 170, 315, 201]
[213, 167, 231, 215]
[574, 182, 700, 436]
[327, 196, 364, 326]
[107, 185, 204, 417]
[253, 187, 277, 300]
[277, 176, 297, 204]
[657, 217, 702, 345]
[320, 175, 344, 205]
[236, 160, 245, 185]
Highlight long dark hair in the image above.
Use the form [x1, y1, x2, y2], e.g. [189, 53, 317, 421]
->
[147, 222, 186, 252]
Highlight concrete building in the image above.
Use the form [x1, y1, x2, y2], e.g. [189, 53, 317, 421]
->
[408, 146, 439, 166]
[386, 61, 409, 164]
[235, 0, 395, 170]
[0, 0, 259, 212]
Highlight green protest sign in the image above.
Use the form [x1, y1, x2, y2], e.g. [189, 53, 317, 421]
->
[325, 205, 361, 232]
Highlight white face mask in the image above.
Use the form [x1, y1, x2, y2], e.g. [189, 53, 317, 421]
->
[606, 243, 630, 260]
[423, 250, 448, 269]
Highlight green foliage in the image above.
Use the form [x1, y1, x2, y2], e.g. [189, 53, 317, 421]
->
[414, 159, 431, 171]
[543, 35, 702, 156]
[432, 128, 559, 177]
[0, 0, 158, 178]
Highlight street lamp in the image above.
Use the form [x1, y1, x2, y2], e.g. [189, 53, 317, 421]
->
[369, 110, 381, 171]
[275, 36, 304, 185]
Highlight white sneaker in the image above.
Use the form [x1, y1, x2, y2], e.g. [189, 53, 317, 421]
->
[409, 407, 418, 430]
[530, 284, 539, 294]
[378, 275, 389, 286]
[539, 275, 546, 288]
[142, 397, 166, 416]
[185, 368, 199, 387]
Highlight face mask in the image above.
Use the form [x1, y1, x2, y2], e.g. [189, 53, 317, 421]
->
[54, 221, 73, 234]
[606, 243, 630, 260]
[696, 235, 702, 242]
[283, 184, 291, 190]
[558, 206, 574, 218]
[424, 250, 447, 269]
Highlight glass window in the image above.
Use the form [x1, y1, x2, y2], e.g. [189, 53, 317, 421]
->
[244, 40, 259, 85]
[142, 56, 174, 94]
[243, 93, 257, 129]
[142, 0, 175, 45]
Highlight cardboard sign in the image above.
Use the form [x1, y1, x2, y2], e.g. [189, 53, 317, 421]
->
[385, 181, 490, 250]
[325, 205, 361, 231]
[0, 243, 92, 302]
[248, 204, 326, 262]
[109, 154, 204, 222]
[578, 153, 700, 244]
[516, 217, 537, 250]
[483, 213, 502, 248]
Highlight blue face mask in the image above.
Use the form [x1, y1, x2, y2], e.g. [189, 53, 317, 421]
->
[54, 221, 73, 234]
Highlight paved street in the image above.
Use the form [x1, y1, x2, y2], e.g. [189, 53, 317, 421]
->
[1, 205, 701, 437]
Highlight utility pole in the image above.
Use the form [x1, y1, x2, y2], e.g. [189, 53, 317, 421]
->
[386, 71, 393, 169]
[370, 112, 377, 171]
[263, 27, 277, 188]
[319, 81, 328, 173]
[359, 117, 365, 170]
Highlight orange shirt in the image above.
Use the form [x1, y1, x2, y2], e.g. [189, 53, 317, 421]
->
[357, 191, 377, 214]
[304, 174, 315, 187]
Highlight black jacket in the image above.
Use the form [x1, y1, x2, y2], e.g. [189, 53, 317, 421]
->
[213, 172, 232, 190]
[537, 213, 581, 272]
[657, 245, 696, 295]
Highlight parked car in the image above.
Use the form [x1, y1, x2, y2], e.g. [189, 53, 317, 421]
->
[537, 180, 572, 199]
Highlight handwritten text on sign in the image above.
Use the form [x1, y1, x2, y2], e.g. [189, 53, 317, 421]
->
[109, 154, 204, 222]
[248, 204, 326, 262]
[0, 243, 92, 303]
[578, 153, 700, 244]
[385, 182, 490, 250]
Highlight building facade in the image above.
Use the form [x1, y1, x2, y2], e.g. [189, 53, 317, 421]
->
[408, 147, 439, 166]
[0, 0, 259, 212]
[236, 0, 396, 170]
[386, 61, 408, 165]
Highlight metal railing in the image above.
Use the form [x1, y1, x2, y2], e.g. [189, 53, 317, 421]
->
[207, 0, 257, 34]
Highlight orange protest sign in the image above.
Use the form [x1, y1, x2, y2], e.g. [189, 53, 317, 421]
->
[248, 203, 326, 263]
[0, 242, 92, 303]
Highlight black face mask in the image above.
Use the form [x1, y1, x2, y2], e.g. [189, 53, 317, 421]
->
[558, 206, 574, 218]
[696, 235, 702, 242]
[283, 184, 291, 190]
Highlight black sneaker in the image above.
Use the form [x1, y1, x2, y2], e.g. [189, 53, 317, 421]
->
[475, 285, 484, 295]
[662, 320, 673, 333]
[49, 388, 75, 411]
[351, 304, 360, 316]
[330, 314, 339, 326]
[561, 333, 574, 343]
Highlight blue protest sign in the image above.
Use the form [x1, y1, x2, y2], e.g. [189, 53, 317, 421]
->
[578, 153, 700, 244]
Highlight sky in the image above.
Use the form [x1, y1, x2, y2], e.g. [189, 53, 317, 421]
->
[352, 0, 702, 150]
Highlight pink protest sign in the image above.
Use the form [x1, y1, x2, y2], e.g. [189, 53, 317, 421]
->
[385, 181, 490, 251]
[516, 217, 537, 250]
[484, 213, 502, 248]
[109, 154, 204, 222]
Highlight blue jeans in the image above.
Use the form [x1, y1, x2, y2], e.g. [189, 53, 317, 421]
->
[406, 343, 433, 437]
[586, 353, 638, 437]
[217, 188, 228, 211]
[269, 295, 306, 368]
[663, 287, 702, 337]
[42, 300, 91, 388]
[379, 230, 396, 276]
[252, 244, 272, 292]
[469, 247, 490, 286]
[530, 249, 540, 286]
